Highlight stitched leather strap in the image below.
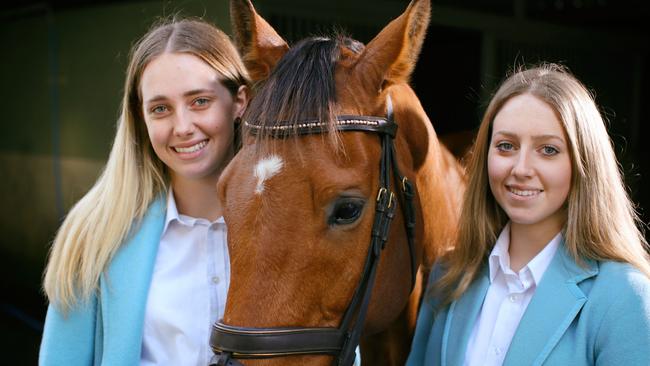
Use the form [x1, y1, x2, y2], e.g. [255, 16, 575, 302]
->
[210, 322, 345, 356]
[245, 115, 398, 138]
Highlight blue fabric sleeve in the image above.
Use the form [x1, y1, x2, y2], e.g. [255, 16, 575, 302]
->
[594, 271, 650, 366]
[406, 266, 443, 365]
[354, 345, 361, 365]
[39, 295, 97, 366]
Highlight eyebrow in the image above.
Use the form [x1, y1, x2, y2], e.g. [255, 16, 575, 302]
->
[492, 130, 566, 143]
[145, 89, 215, 105]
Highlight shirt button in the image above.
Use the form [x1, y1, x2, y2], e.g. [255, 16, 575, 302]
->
[494, 347, 502, 355]
[509, 294, 518, 302]
[212, 276, 220, 284]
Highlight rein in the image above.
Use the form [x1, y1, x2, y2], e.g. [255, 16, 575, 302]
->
[209, 96, 418, 366]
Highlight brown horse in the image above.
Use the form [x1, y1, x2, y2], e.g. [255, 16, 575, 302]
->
[213, 0, 465, 365]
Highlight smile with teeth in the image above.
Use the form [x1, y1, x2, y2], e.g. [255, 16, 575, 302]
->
[508, 186, 542, 197]
[173, 140, 207, 153]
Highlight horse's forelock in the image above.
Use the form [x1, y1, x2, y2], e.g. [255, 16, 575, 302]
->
[243, 34, 361, 152]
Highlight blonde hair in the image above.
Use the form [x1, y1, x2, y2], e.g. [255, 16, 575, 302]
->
[434, 63, 650, 306]
[43, 18, 250, 312]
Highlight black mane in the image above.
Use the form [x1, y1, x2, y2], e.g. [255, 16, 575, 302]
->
[243, 35, 363, 142]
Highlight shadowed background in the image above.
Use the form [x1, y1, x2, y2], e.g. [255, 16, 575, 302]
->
[1, 0, 648, 363]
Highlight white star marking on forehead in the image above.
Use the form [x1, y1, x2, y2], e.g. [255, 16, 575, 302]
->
[254, 155, 284, 195]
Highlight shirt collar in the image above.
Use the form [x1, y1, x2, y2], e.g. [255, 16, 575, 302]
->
[162, 189, 180, 234]
[488, 222, 511, 283]
[163, 189, 225, 234]
[527, 230, 562, 285]
[488, 222, 562, 285]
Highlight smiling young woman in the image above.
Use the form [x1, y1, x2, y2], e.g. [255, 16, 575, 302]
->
[487, 93, 573, 271]
[407, 63, 650, 366]
[40, 18, 249, 365]
[140, 52, 246, 218]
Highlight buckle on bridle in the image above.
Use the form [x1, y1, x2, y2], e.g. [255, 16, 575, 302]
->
[376, 187, 395, 209]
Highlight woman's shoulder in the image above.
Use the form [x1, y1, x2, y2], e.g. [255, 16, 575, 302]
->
[590, 260, 650, 311]
[597, 260, 650, 289]
[129, 195, 167, 232]
[586, 261, 650, 359]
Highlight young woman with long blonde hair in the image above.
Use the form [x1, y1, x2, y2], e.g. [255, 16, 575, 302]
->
[40, 17, 249, 365]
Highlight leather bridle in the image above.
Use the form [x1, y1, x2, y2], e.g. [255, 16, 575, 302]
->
[209, 96, 418, 366]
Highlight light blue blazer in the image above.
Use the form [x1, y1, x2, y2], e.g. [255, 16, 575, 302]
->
[39, 197, 166, 366]
[406, 243, 650, 366]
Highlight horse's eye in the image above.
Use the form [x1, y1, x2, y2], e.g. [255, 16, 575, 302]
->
[329, 198, 365, 226]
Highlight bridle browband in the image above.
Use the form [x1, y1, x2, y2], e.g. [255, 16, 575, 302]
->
[209, 96, 418, 366]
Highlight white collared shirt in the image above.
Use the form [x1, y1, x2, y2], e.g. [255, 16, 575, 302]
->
[140, 190, 230, 366]
[463, 223, 561, 366]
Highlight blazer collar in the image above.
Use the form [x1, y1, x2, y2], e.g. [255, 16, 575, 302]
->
[503, 241, 598, 366]
[443, 241, 598, 366]
[99, 196, 166, 363]
[444, 265, 490, 366]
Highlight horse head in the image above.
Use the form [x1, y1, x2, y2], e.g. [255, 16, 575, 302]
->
[213, 1, 465, 365]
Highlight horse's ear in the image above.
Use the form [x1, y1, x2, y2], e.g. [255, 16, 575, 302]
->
[354, 0, 430, 90]
[230, 0, 289, 82]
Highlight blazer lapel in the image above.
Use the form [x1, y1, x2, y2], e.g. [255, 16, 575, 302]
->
[99, 197, 166, 364]
[444, 266, 490, 366]
[503, 243, 598, 366]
